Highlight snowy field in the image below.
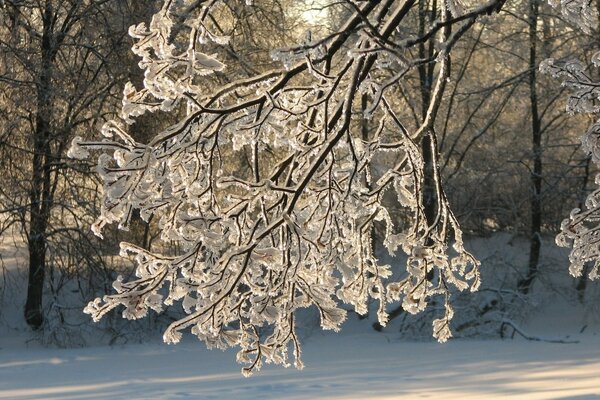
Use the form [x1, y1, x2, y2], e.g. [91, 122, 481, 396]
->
[2, 234, 600, 399]
[1, 328, 600, 399]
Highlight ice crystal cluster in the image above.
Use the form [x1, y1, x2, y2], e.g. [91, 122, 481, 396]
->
[542, 7, 600, 280]
[70, 0, 492, 375]
[547, 0, 598, 34]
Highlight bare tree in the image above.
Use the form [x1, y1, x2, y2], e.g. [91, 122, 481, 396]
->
[0, 0, 138, 329]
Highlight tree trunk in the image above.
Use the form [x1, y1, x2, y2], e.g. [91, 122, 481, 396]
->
[418, 0, 438, 275]
[25, 219, 47, 329]
[376, 0, 438, 330]
[519, 0, 542, 294]
[25, 3, 54, 329]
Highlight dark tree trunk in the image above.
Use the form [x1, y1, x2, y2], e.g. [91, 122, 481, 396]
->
[519, 0, 542, 294]
[376, 0, 438, 330]
[418, 0, 438, 274]
[25, 3, 55, 329]
[25, 222, 47, 329]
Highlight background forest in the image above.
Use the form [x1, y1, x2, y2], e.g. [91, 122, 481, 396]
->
[0, 0, 598, 351]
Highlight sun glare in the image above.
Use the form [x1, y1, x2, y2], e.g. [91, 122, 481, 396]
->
[300, 0, 330, 26]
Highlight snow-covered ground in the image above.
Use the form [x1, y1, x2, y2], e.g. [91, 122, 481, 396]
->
[1, 327, 600, 399]
[2, 232, 600, 399]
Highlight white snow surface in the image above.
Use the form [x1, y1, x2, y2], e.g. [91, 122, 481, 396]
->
[1, 327, 600, 399]
[2, 232, 600, 399]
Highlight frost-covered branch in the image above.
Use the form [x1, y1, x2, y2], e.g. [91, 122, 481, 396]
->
[542, 8, 600, 281]
[70, 0, 503, 375]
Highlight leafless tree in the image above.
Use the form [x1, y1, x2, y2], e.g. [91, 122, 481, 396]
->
[0, 0, 145, 330]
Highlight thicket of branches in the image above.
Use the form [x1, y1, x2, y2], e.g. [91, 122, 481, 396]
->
[0, 0, 166, 341]
[65, 0, 599, 374]
[1, 0, 600, 374]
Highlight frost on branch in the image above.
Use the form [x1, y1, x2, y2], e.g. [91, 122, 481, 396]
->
[555, 121, 600, 279]
[539, 57, 600, 115]
[547, 0, 598, 34]
[542, 4, 600, 280]
[69, 0, 497, 375]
